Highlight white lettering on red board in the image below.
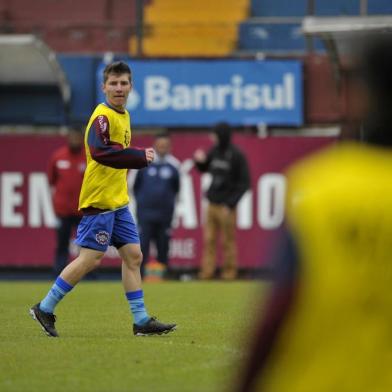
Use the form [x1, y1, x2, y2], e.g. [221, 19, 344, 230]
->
[0, 167, 286, 230]
[0, 172, 56, 228]
[1, 172, 24, 227]
[29, 173, 57, 228]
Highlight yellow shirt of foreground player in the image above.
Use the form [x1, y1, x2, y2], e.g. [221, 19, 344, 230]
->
[259, 142, 392, 392]
[79, 103, 131, 210]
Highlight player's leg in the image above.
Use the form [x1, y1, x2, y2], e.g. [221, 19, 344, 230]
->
[30, 247, 104, 337]
[156, 221, 170, 267]
[30, 212, 112, 337]
[154, 221, 170, 279]
[112, 208, 144, 294]
[59, 247, 104, 285]
[119, 243, 143, 293]
[118, 243, 176, 335]
[220, 206, 238, 280]
[113, 207, 176, 335]
[198, 203, 219, 279]
[118, 243, 147, 326]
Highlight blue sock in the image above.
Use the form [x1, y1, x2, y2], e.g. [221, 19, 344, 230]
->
[39, 277, 73, 314]
[126, 290, 149, 326]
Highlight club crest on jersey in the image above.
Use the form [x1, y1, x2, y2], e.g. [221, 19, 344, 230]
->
[95, 230, 110, 245]
[124, 130, 130, 146]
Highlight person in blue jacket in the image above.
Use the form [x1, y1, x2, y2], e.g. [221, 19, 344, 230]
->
[133, 133, 180, 277]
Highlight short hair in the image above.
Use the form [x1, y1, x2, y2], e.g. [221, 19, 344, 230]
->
[68, 127, 84, 134]
[213, 122, 232, 135]
[103, 61, 132, 83]
[155, 131, 170, 140]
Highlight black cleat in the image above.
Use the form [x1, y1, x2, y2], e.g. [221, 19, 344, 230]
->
[133, 317, 176, 336]
[29, 303, 59, 337]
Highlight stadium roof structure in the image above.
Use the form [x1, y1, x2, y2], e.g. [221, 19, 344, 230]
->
[303, 16, 392, 35]
[302, 16, 392, 70]
[0, 34, 70, 105]
[301, 15, 392, 92]
[302, 16, 392, 140]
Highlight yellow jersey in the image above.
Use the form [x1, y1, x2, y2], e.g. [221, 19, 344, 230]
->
[259, 142, 392, 391]
[79, 103, 147, 211]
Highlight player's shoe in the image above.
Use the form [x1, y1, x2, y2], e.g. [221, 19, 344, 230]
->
[133, 317, 176, 336]
[29, 303, 59, 337]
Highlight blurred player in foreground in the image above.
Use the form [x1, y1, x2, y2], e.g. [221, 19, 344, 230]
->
[237, 35, 392, 391]
[48, 128, 85, 276]
[30, 61, 176, 337]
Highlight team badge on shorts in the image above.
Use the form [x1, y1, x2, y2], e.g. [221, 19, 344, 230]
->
[95, 231, 110, 245]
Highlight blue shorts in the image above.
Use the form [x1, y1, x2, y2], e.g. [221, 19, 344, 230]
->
[74, 206, 140, 252]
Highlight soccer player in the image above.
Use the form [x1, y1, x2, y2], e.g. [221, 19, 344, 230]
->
[47, 128, 85, 276]
[30, 61, 176, 337]
[237, 37, 392, 391]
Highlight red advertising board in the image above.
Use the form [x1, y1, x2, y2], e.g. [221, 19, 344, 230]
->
[0, 133, 333, 269]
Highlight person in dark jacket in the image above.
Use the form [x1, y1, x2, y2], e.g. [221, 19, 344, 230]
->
[194, 122, 250, 280]
[48, 128, 85, 275]
[133, 133, 180, 277]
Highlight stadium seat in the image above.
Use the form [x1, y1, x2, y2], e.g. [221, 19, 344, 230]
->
[133, 23, 238, 56]
[40, 25, 132, 53]
[145, 0, 248, 24]
[1, 0, 137, 53]
[314, 0, 360, 16]
[134, 0, 249, 57]
[239, 22, 306, 52]
[251, 0, 307, 17]
[251, 0, 359, 17]
[109, 0, 137, 23]
[8, 0, 107, 24]
[367, 0, 392, 14]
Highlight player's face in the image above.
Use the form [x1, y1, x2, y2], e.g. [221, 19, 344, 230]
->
[103, 73, 132, 110]
[67, 130, 83, 152]
[154, 137, 171, 157]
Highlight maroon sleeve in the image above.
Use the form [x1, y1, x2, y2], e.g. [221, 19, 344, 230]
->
[237, 227, 299, 391]
[88, 115, 148, 169]
[237, 284, 296, 391]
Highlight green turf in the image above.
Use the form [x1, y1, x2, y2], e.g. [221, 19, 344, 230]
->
[0, 281, 264, 392]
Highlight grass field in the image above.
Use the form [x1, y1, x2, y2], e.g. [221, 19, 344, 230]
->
[0, 280, 264, 392]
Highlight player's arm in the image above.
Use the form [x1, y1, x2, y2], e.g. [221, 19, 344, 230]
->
[193, 149, 211, 172]
[87, 115, 149, 169]
[237, 226, 299, 392]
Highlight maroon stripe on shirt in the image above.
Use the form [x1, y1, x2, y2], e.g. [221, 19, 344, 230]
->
[87, 114, 148, 169]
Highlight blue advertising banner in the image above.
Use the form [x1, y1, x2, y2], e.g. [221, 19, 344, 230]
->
[96, 60, 303, 126]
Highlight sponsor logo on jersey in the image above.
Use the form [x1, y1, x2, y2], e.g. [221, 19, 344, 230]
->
[95, 230, 110, 245]
[96, 115, 109, 144]
[98, 115, 107, 132]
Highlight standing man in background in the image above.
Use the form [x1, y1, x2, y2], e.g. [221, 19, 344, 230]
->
[133, 133, 180, 278]
[30, 61, 176, 338]
[48, 128, 85, 276]
[194, 122, 250, 280]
